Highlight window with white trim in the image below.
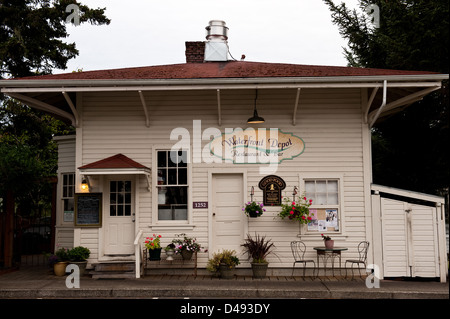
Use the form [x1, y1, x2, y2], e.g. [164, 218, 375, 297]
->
[304, 179, 341, 233]
[62, 173, 75, 222]
[156, 150, 188, 221]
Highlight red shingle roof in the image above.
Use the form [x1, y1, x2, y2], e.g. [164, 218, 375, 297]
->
[14, 61, 437, 81]
[79, 154, 149, 170]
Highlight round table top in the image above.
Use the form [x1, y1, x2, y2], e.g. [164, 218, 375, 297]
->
[313, 247, 348, 251]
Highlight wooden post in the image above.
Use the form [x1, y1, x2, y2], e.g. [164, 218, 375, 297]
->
[4, 190, 15, 268]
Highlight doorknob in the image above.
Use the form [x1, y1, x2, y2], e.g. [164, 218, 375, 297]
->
[213, 213, 216, 216]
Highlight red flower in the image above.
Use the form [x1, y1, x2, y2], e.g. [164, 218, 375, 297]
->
[303, 197, 307, 200]
[290, 210, 294, 215]
[292, 202, 295, 206]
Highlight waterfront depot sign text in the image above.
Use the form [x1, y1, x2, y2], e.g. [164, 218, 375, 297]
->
[209, 128, 305, 164]
[170, 120, 306, 174]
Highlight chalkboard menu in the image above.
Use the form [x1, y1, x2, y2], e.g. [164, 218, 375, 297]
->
[74, 193, 102, 227]
[258, 175, 286, 206]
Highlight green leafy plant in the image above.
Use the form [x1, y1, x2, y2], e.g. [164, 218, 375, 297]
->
[68, 246, 91, 261]
[277, 196, 314, 224]
[206, 250, 240, 272]
[55, 247, 69, 262]
[321, 234, 332, 241]
[145, 234, 162, 250]
[164, 243, 176, 251]
[172, 233, 204, 254]
[241, 234, 275, 264]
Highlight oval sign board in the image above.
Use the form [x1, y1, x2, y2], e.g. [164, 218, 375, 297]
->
[208, 128, 305, 164]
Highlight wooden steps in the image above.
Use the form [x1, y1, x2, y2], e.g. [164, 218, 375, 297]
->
[90, 261, 137, 279]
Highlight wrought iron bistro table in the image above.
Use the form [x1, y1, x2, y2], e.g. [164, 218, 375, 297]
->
[313, 247, 348, 277]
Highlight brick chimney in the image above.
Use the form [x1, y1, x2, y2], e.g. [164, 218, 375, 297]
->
[185, 41, 205, 63]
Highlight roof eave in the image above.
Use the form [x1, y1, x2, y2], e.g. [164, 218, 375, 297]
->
[1, 74, 448, 93]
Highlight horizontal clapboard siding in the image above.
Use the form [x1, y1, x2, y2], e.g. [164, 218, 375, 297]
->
[55, 137, 76, 249]
[79, 88, 368, 267]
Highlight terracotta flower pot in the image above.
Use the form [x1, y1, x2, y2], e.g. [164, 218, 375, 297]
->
[324, 240, 334, 249]
[53, 262, 68, 276]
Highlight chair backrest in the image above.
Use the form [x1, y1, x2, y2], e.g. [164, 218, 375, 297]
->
[290, 241, 307, 261]
[357, 241, 370, 262]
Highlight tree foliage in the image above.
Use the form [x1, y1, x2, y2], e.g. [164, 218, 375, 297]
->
[0, 0, 110, 78]
[0, 1, 109, 220]
[323, 0, 449, 196]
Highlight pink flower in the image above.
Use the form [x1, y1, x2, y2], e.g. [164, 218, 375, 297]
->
[290, 210, 294, 215]
[292, 202, 295, 206]
[303, 197, 307, 200]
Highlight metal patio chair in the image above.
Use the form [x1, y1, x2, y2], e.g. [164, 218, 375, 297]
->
[345, 241, 369, 279]
[290, 241, 316, 278]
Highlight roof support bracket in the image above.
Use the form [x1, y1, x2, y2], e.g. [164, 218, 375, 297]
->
[7, 92, 77, 126]
[62, 91, 79, 127]
[138, 90, 150, 127]
[145, 174, 151, 191]
[369, 80, 387, 128]
[217, 89, 222, 126]
[292, 88, 301, 125]
[364, 87, 379, 124]
[368, 85, 440, 127]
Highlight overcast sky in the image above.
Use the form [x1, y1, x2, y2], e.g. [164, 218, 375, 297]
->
[58, 0, 361, 74]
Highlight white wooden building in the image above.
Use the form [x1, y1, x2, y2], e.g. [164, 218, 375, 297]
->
[1, 21, 448, 281]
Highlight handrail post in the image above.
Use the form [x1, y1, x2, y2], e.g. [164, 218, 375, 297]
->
[134, 230, 144, 278]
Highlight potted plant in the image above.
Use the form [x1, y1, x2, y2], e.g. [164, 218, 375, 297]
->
[277, 196, 314, 223]
[165, 243, 176, 261]
[321, 234, 334, 249]
[145, 234, 162, 260]
[241, 234, 275, 278]
[67, 246, 91, 276]
[50, 246, 69, 276]
[206, 249, 240, 279]
[242, 201, 265, 218]
[172, 233, 205, 260]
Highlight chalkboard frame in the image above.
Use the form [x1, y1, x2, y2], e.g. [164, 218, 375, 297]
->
[74, 193, 102, 227]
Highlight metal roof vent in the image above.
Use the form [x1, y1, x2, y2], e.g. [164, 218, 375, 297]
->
[204, 20, 229, 62]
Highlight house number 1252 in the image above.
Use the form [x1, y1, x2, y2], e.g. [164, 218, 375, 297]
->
[193, 202, 208, 208]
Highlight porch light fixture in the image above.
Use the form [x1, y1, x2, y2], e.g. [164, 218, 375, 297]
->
[247, 90, 265, 124]
[81, 177, 89, 192]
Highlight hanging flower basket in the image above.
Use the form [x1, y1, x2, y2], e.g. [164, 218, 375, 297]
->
[243, 201, 265, 218]
[277, 196, 314, 224]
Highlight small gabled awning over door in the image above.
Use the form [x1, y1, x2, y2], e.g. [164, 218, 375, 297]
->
[79, 154, 151, 190]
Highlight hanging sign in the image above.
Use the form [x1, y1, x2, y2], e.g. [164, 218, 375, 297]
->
[208, 128, 305, 164]
[258, 175, 286, 206]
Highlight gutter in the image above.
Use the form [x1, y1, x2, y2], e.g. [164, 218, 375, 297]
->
[0, 74, 448, 92]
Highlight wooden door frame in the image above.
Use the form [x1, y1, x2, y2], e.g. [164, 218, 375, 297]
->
[99, 174, 137, 261]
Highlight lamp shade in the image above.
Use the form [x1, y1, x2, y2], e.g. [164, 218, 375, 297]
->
[247, 109, 265, 124]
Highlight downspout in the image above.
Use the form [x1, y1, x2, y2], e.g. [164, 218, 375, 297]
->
[369, 80, 387, 128]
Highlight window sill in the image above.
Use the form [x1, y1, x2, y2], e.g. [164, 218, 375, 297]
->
[149, 224, 195, 231]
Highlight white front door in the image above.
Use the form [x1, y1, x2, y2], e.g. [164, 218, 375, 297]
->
[104, 178, 135, 255]
[211, 173, 245, 254]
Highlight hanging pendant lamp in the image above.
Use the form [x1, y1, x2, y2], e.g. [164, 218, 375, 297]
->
[247, 90, 265, 124]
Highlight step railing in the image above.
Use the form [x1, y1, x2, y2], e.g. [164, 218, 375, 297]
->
[134, 230, 144, 278]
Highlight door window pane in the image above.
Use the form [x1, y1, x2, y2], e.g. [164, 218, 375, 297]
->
[110, 180, 132, 216]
